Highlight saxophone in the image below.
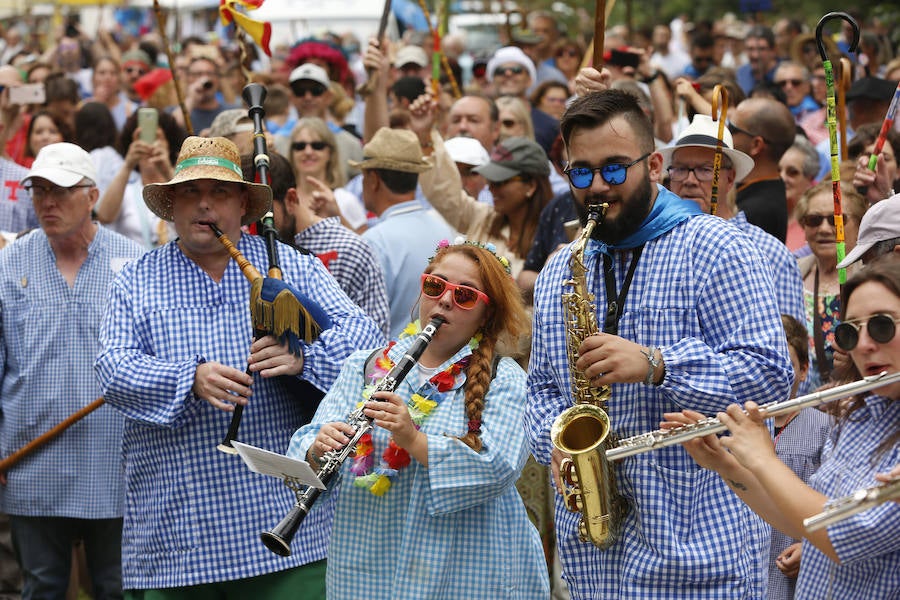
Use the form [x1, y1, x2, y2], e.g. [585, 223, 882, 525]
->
[550, 202, 626, 549]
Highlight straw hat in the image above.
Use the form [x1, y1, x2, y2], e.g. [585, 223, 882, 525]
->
[348, 128, 433, 173]
[143, 136, 271, 225]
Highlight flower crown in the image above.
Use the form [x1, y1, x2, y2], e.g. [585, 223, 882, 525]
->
[430, 237, 512, 275]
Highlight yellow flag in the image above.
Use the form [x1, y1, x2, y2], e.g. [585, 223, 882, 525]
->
[219, 0, 272, 57]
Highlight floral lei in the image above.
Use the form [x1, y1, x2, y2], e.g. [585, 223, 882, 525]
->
[349, 320, 480, 497]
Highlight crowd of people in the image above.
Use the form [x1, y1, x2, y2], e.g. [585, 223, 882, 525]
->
[0, 5, 899, 600]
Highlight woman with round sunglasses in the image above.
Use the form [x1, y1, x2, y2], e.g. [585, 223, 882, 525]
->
[288, 117, 367, 233]
[795, 181, 868, 392]
[287, 240, 549, 599]
[663, 257, 900, 600]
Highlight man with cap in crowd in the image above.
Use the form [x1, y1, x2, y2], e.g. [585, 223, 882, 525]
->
[837, 192, 900, 269]
[207, 108, 264, 156]
[94, 136, 383, 597]
[729, 96, 796, 242]
[486, 46, 558, 155]
[660, 113, 806, 326]
[285, 63, 363, 181]
[0, 142, 144, 598]
[393, 45, 429, 82]
[121, 49, 153, 105]
[444, 136, 492, 204]
[355, 127, 454, 338]
[241, 151, 390, 337]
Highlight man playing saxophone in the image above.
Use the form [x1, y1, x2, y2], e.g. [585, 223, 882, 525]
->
[524, 89, 794, 598]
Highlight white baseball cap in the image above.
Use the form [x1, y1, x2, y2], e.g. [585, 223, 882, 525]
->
[444, 137, 490, 167]
[22, 142, 97, 187]
[288, 63, 330, 89]
[837, 193, 900, 268]
[394, 45, 429, 68]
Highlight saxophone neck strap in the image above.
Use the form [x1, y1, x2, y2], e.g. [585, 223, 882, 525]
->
[601, 246, 644, 335]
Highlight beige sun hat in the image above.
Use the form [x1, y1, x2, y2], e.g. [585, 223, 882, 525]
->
[348, 127, 433, 173]
[143, 136, 271, 226]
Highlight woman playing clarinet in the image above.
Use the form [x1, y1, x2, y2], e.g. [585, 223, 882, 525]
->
[288, 240, 550, 599]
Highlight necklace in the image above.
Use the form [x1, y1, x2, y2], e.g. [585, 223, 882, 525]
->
[349, 320, 480, 496]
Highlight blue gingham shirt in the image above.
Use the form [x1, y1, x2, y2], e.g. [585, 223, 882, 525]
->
[294, 216, 390, 338]
[0, 158, 36, 235]
[731, 211, 806, 328]
[94, 234, 384, 589]
[769, 407, 833, 600]
[526, 213, 793, 599]
[0, 226, 143, 518]
[288, 338, 550, 599]
[795, 394, 900, 599]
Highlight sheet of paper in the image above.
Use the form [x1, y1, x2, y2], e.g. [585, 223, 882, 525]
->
[231, 441, 326, 489]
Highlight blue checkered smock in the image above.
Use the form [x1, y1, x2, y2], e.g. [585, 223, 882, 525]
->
[0, 226, 143, 518]
[526, 212, 793, 599]
[95, 234, 384, 589]
[794, 394, 900, 599]
[288, 338, 550, 599]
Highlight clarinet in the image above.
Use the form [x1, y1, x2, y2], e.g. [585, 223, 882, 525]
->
[260, 316, 445, 556]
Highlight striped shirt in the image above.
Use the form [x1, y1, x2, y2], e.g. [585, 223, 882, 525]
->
[526, 213, 793, 599]
[288, 338, 550, 599]
[294, 216, 390, 337]
[795, 394, 900, 599]
[0, 226, 143, 518]
[95, 234, 384, 589]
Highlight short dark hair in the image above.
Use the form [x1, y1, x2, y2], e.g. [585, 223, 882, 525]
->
[781, 314, 809, 369]
[241, 152, 295, 204]
[560, 89, 654, 153]
[746, 25, 775, 48]
[44, 72, 79, 104]
[391, 76, 426, 103]
[373, 168, 418, 194]
[75, 102, 117, 152]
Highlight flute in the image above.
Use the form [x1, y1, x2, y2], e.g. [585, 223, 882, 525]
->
[606, 371, 900, 462]
[804, 477, 900, 532]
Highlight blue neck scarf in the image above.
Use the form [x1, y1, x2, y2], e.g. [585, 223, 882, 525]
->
[586, 185, 703, 257]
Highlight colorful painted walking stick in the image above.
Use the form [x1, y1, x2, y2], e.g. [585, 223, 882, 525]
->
[816, 12, 859, 285]
[709, 84, 729, 216]
[860, 80, 900, 198]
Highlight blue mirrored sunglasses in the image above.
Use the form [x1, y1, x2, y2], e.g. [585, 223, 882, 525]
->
[564, 152, 651, 189]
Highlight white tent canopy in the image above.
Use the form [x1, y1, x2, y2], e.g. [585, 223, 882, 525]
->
[249, 0, 396, 48]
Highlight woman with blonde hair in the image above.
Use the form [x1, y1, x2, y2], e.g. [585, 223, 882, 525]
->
[288, 117, 367, 232]
[495, 96, 535, 142]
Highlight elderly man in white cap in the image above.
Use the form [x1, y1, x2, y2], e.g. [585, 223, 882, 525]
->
[837, 193, 900, 268]
[94, 136, 383, 598]
[0, 142, 143, 598]
[660, 114, 806, 328]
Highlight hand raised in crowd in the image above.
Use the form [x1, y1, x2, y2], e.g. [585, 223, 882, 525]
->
[362, 36, 392, 90]
[853, 151, 895, 203]
[305, 175, 340, 218]
[407, 90, 438, 141]
[192, 361, 253, 412]
[673, 77, 712, 116]
[575, 333, 664, 386]
[573, 66, 612, 98]
[776, 542, 803, 578]
[247, 335, 304, 378]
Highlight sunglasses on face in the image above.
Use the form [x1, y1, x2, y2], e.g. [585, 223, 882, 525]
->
[500, 118, 519, 128]
[834, 314, 900, 351]
[493, 65, 526, 78]
[291, 83, 326, 97]
[799, 213, 836, 228]
[564, 152, 651, 189]
[557, 49, 580, 58]
[776, 78, 806, 88]
[420, 274, 489, 310]
[292, 140, 329, 152]
[727, 121, 764, 140]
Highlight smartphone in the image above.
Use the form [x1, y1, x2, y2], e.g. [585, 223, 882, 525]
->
[137, 107, 158, 143]
[9, 83, 45, 105]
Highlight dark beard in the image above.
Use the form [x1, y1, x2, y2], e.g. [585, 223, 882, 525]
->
[277, 213, 296, 245]
[574, 176, 654, 244]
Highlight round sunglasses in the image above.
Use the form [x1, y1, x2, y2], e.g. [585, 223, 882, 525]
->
[420, 274, 489, 310]
[564, 152, 651, 189]
[834, 314, 900, 351]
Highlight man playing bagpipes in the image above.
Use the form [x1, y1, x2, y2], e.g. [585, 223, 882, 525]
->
[94, 135, 384, 598]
